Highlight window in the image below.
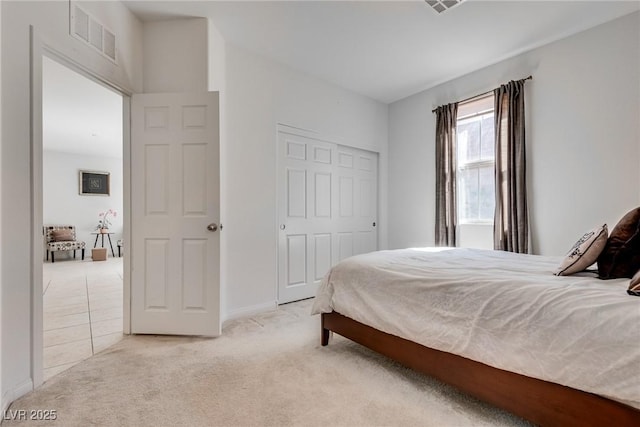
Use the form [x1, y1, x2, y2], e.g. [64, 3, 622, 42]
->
[456, 95, 495, 223]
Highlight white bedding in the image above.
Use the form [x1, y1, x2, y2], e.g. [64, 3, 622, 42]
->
[311, 247, 640, 409]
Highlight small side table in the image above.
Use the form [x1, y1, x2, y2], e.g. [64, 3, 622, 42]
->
[92, 232, 115, 257]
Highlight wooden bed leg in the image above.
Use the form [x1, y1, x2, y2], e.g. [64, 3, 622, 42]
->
[321, 313, 330, 346]
[322, 327, 330, 346]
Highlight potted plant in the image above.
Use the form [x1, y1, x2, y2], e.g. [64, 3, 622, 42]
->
[97, 209, 116, 233]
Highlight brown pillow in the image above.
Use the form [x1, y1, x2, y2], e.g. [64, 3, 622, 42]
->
[598, 207, 640, 279]
[51, 230, 74, 242]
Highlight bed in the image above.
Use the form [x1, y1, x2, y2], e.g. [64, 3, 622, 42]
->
[311, 247, 640, 426]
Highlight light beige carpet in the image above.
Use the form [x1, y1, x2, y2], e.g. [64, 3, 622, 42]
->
[4, 299, 530, 426]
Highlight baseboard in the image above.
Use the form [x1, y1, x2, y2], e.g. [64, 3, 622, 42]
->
[1, 379, 33, 419]
[1, 390, 8, 425]
[222, 301, 277, 326]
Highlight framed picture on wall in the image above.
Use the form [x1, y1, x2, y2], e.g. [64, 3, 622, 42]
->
[79, 170, 110, 196]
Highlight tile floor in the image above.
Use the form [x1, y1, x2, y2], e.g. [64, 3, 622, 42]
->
[43, 254, 123, 381]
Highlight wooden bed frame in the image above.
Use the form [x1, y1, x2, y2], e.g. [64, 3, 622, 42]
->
[321, 311, 640, 427]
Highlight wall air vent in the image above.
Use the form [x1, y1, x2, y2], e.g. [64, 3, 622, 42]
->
[425, 0, 466, 14]
[70, 3, 117, 64]
[89, 18, 103, 51]
[73, 6, 89, 42]
[103, 29, 116, 61]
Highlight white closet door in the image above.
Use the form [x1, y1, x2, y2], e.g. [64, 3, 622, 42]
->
[131, 92, 220, 336]
[335, 145, 378, 262]
[277, 131, 335, 303]
[277, 129, 378, 304]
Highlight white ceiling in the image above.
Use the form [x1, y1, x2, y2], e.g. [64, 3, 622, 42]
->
[43, 56, 123, 158]
[124, 0, 640, 103]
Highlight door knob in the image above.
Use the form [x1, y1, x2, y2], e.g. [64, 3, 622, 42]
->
[207, 223, 218, 232]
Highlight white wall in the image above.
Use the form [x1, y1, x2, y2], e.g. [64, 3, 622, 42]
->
[0, 0, 3, 409]
[43, 151, 124, 256]
[458, 224, 493, 250]
[143, 18, 208, 93]
[1, 0, 142, 410]
[223, 44, 388, 319]
[388, 12, 640, 256]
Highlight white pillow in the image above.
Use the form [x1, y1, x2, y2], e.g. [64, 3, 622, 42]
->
[555, 224, 608, 276]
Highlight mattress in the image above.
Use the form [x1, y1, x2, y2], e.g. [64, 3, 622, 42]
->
[311, 247, 640, 409]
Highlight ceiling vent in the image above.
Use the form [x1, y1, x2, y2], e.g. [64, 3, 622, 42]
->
[70, 3, 117, 64]
[425, 0, 466, 14]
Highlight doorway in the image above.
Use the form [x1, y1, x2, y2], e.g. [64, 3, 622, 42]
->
[40, 55, 126, 381]
[31, 39, 220, 389]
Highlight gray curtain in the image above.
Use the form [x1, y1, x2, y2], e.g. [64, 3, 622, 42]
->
[493, 80, 529, 253]
[434, 103, 458, 247]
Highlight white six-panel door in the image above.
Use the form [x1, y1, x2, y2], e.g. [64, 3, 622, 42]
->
[131, 92, 220, 336]
[334, 145, 378, 262]
[277, 130, 378, 304]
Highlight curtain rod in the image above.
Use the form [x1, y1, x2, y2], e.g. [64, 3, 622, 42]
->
[431, 75, 532, 113]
